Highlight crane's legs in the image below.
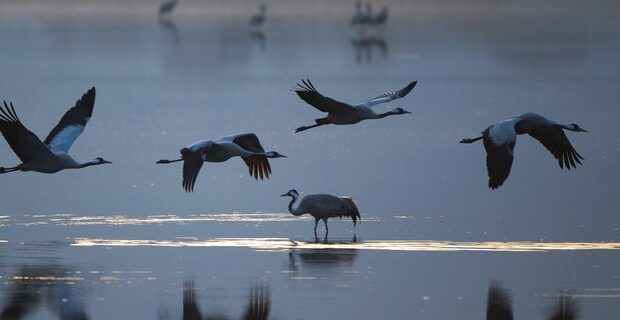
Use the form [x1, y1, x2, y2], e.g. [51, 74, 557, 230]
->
[313, 218, 320, 236]
[295, 123, 326, 133]
[459, 136, 483, 144]
[323, 218, 329, 235]
[156, 158, 183, 164]
[0, 166, 19, 174]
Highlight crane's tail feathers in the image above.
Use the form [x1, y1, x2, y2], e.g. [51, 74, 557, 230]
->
[156, 158, 183, 164]
[340, 197, 361, 226]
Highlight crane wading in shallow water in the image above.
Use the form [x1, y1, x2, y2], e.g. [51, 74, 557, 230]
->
[157, 133, 286, 192]
[292, 79, 416, 132]
[460, 112, 587, 189]
[281, 189, 361, 236]
[0, 87, 112, 175]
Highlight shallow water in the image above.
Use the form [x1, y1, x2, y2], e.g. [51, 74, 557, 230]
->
[1, 0, 620, 318]
[1, 214, 620, 319]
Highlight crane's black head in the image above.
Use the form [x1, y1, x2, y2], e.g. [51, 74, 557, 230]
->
[569, 123, 588, 132]
[95, 157, 112, 164]
[393, 107, 412, 115]
[280, 189, 298, 198]
[266, 151, 287, 158]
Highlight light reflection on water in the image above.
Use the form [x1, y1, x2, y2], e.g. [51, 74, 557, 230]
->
[72, 237, 620, 252]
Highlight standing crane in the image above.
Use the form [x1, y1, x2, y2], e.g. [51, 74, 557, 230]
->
[281, 189, 361, 236]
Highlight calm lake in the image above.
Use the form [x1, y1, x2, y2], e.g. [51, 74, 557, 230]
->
[1, 0, 619, 318]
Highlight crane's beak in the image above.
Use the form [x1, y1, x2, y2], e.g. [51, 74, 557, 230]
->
[403, 110, 412, 114]
[580, 128, 588, 132]
[280, 193, 289, 197]
[103, 160, 112, 164]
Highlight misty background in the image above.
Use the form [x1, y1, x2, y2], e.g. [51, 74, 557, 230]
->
[0, 0, 619, 240]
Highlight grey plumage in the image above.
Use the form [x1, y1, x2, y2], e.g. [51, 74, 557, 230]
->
[281, 189, 361, 236]
[157, 133, 286, 192]
[460, 112, 587, 189]
[293, 79, 416, 132]
[0, 87, 111, 175]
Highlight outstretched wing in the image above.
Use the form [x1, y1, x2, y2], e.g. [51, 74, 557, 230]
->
[294, 79, 355, 114]
[363, 81, 417, 107]
[181, 148, 204, 193]
[528, 126, 584, 170]
[0, 101, 54, 162]
[483, 127, 516, 189]
[231, 133, 272, 180]
[43, 87, 96, 153]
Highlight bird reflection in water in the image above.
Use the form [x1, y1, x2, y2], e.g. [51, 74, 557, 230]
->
[351, 35, 387, 63]
[547, 290, 578, 320]
[159, 16, 179, 43]
[287, 235, 359, 274]
[182, 280, 270, 320]
[249, 30, 266, 51]
[486, 281, 513, 320]
[0, 266, 90, 320]
[486, 282, 579, 320]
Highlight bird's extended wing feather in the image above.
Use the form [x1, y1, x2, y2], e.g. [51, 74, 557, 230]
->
[364, 81, 417, 107]
[294, 79, 355, 114]
[43, 87, 96, 153]
[483, 128, 516, 189]
[181, 148, 204, 193]
[231, 133, 272, 180]
[528, 126, 584, 170]
[0, 101, 54, 162]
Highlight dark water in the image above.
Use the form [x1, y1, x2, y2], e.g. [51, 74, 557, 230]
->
[1, 214, 620, 319]
[1, 0, 620, 318]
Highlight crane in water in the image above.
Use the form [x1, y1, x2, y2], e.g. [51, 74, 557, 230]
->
[281, 189, 361, 236]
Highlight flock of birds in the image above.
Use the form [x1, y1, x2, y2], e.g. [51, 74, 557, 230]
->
[0, 2, 589, 236]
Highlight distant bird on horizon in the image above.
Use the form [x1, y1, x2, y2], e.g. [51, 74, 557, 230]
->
[250, 5, 266, 28]
[460, 112, 587, 189]
[157, 133, 286, 192]
[281, 189, 361, 236]
[292, 79, 416, 132]
[0, 87, 112, 175]
[371, 6, 388, 25]
[159, 0, 178, 17]
[351, 0, 370, 26]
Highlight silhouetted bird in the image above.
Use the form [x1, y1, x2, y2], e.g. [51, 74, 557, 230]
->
[292, 79, 416, 132]
[281, 189, 361, 236]
[0, 87, 111, 175]
[249, 5, 266, 27]
[157, 133, 286, 192]
[371, 6, 388, 25]
[460, 112, 586, 189]
[159, 0, 178, 17]
[351, 0, 370, 26]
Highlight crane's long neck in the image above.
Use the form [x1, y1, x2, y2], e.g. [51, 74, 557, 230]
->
[287, 195, 304, 216]
[79, 160, 103, 168]
[377, 110, 398, 119]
